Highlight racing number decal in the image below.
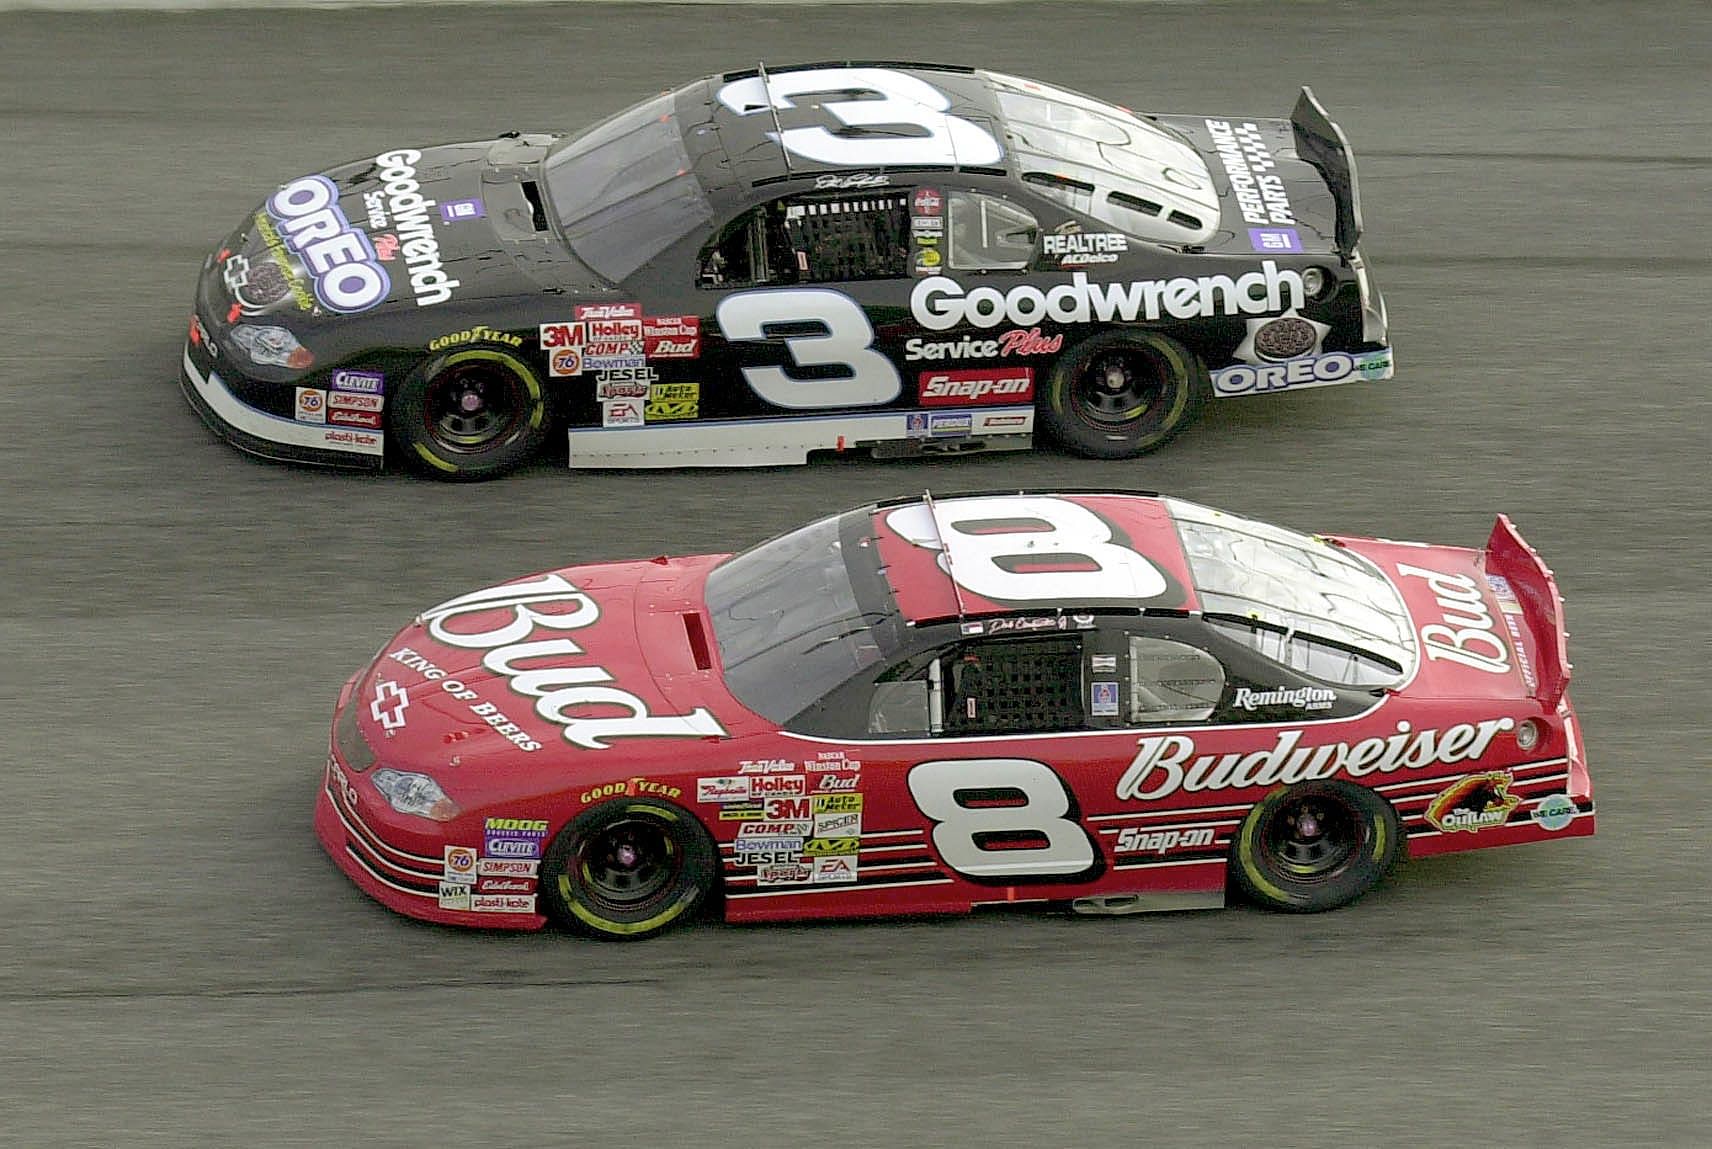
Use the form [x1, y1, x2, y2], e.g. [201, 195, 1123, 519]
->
[908, 759, 1097, 880]
[716, 289, 901, 408]
[715, 67, 1003, 168]
[886, 496, 1168, 603]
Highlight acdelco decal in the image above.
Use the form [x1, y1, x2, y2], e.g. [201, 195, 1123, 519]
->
[419, 572, 725, 750]
[265, 175, 390, 314]
[918, 367, 1033, 406]
[911, 263, 1303, 331]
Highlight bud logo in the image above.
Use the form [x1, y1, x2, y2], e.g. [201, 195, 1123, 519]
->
[1425, 772, 1520, 834]
[1397, 563, 1511, 676]
[645, 337, 699, 358]
[443, 846, 477, 882]
[369, 679, 409, 730]
[750, 775, 806, 798]
[816, 774, 859, 793]
[1114, 826, 1216, 854]
[918, 368, 1033, 406]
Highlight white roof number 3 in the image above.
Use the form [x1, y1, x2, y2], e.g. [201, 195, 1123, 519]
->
[716, 67, 1004, 169]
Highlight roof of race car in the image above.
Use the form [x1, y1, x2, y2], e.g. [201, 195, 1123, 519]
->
[869, 490, 1202, 625]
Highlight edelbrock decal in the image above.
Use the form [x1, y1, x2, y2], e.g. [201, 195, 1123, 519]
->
[911, 262, 1303, 331]
[419, 573, 724, 750]
[1114, 718, 1516, 801]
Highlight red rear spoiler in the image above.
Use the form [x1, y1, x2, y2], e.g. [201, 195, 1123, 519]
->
[1483, 515, 1571, 709]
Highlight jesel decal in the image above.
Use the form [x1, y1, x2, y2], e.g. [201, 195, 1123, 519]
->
[1115, 718, 1516, 801]
[419, 573, 724, 750]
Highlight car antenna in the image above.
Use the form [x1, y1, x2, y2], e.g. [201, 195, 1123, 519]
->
[920, 489, 971, 621]
[756, 60, 793, 175]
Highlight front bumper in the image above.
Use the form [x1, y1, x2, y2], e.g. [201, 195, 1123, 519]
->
[180, 339, 384, 470]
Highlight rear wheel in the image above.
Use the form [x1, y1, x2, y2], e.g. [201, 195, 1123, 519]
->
[1040, 331, 1209, 458]
[390, 348, 549, 479]
[1230, 780, 1401, 912]
[539, 798, 717, 941]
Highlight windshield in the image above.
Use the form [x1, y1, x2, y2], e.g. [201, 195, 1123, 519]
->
[982, 71, 1218, 245]
[543, 90, 714, 282]
[1167, 498, 1416, 685]
[705, 511, 900, 724]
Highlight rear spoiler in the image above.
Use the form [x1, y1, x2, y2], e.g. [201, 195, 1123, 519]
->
[1483, 515, 1572, 710]
[1290, 87, 1363, 256]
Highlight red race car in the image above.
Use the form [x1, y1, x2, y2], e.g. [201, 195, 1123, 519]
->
[315, 490, 1593, 938]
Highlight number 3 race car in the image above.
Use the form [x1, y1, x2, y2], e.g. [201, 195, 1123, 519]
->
[184, 63, 1392, 480]
[316, 491, 1592, 938]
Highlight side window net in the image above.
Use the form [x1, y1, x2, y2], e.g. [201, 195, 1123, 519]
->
[945, 637, 1082, 736]
[701, 193, 911, 287]
[1128, 637, 1224, 724]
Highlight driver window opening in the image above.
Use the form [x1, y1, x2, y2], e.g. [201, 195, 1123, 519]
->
[946, 193, 1038, 271]
[943, 636, 1082, 736]
[701, 193, 912, 287]
[1127, 636, 1224, 724]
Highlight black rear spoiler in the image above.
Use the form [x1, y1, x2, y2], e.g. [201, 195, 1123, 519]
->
[1291, 87, 1363, 256]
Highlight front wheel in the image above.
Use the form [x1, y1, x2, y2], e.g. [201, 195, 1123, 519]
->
[1039, 331, 1209, 459]
[539, 798, 717, 941]
[1230, 780, 1401, 913]
[389, 348, 549, 479]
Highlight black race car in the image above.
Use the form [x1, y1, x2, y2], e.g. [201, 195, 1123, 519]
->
[181, 62, 1392, 479]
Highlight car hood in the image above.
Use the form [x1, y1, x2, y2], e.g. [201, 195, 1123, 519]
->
[205, 136, 602, 345]
[350, 554, 750, 775]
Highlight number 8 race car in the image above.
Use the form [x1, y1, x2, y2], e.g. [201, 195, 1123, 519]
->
[184, 62, 1392, 480]
[316, 491, 1592, 938]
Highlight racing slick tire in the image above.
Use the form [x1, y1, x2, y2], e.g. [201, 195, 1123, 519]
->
[1040, 331, 1209, 459]
[389, 348, 549, 480]
[1230, 780, 1401, 913]
[539, 797, 718, 941]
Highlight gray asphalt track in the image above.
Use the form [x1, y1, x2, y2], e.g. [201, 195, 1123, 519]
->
[2, 3, 1709, 1145]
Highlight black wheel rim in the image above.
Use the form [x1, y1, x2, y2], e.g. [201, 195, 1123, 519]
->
[1261, 793, 1362, 883]
[574, 817, 682, 915]
[422, 362, 526, 454]
[1070, 348, 1168, 429]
